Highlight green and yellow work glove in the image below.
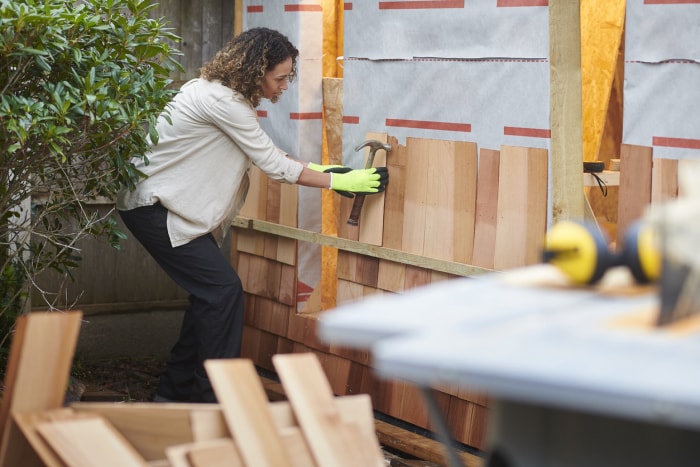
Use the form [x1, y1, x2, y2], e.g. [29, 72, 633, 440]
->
[307, 163, 353, 197]
[329, 167, 389, 196]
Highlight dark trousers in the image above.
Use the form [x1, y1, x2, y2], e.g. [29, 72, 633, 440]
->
[118, 203, 244, 402]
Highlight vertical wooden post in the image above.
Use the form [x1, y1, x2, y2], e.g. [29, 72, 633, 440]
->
[550, 0, 585, 222]
[234, 0, 243, 36]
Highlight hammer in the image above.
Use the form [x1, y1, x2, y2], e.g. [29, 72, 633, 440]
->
[347, 139, 392, 226]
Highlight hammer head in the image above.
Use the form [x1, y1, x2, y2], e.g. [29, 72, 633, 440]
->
[354, 139, 392, 154]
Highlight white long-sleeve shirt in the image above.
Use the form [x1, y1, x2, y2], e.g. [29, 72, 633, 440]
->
[117, 78, 304, 247]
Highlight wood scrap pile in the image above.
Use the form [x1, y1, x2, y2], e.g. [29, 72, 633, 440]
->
[0, 311, 386, 466]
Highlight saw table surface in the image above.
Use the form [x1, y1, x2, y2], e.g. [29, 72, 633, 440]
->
[318, 264, 700, 466]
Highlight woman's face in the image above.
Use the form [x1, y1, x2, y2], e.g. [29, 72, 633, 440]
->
[261, 57, 293, 103]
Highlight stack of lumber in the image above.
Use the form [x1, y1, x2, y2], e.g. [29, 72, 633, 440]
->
[0, 311, 387, 466]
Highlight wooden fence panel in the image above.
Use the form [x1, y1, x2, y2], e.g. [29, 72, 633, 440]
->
[149, 0, 235, 82]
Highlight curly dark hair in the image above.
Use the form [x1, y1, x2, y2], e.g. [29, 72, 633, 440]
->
[200, 27, 299, 108]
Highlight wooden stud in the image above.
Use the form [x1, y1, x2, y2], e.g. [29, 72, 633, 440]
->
[550, 0, 585, 222]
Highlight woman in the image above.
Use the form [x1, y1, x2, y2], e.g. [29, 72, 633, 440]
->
[117, 27, 387, 403]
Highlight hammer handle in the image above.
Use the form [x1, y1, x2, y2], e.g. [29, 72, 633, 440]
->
[347, 194, 366, 225]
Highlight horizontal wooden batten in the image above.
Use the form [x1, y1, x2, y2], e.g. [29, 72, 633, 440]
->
[232, 216, 492, 278]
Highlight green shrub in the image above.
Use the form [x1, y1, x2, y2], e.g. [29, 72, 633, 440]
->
[0, 0, 183, 355]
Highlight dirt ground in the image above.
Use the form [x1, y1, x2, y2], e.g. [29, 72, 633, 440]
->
[69, 355, 166, 403]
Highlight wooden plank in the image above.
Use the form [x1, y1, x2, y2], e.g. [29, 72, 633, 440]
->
[402, 137, 430, 256]
[272, 353, 384, 467]
[382, 136, 408, 250]
[238, 165, 268, 220]
[279, 263, 297, 306]
[472, 148, 500, 269]
[236, 229, 264, 256]
[322, 78, 344, 166]
[266, 179, 282, 224]
[187, 438, 244, 467]
[190, 409, 229, 442]
[377, 259, 406, 292]
[204, 359, 294, 467]
[651, 157, 678, 204]
[336, 250, 357, 282]
[277, 182, 298, 265]
[37, 417, 149, 467]
[71, 402, 218, 461]
[493, 146, 549, 270]
[278, 427, 317, 467]
[13, 408, 78, 467]
[336, 279, 365, 305]
[264, 179, 281, 260]
[550, 0, 585, 222]
[321, 77, 345, 311]
[358, 132, 389, 246]
[179, 1, 203, 81]
[404, 265, 431, 290]
[153, 0, 183, 82]
[0, 311, 83, 467]
[234, 0, 243, 36]
[617, 144, 653, 246]
[165, 442, 197, 467]
[354, 255, 379, 288]
[374, 418, 483, 467]
[201, 0, 223, 66]
[377, 136, 408, 291]
[423, 139, 477, 263]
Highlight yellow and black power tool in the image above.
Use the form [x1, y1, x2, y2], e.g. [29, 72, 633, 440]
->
[542, 220, 661, 285]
